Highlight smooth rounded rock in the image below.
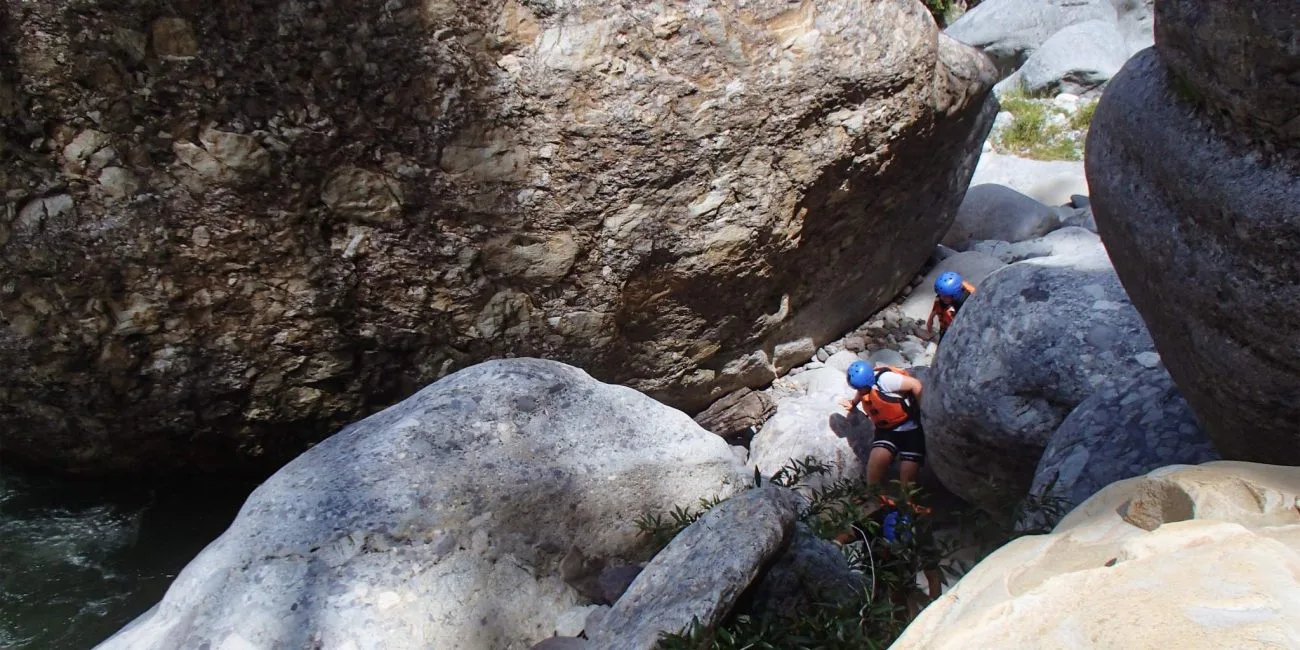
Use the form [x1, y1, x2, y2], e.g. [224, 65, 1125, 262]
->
[1087, 48, 1300, 466]
[894, 462, 1300, 649]
[1030, 366, 1218, 519]
[970, 152, 1087, 206]
[97, 359, 749, 650]
[0, 0, 1000, 475]
[942, 184, 1061, 249]
[923, 232, 1159, 509]
[1013, 20, 1132, 96]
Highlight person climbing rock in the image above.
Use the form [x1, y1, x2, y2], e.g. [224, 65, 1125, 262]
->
[840, 360, 926, 487]
[926, 271, 975, 342]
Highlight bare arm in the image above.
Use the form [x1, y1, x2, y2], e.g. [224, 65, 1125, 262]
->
[899, 375, 923, 401]
[840, 390, 865, 411]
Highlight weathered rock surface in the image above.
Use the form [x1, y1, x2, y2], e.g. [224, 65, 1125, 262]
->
[1088, 46, 1300, 466]
[0, 0, 998, 475]
[1155, 0, 1300, 146]
[893, 462, 1300, 649]
[589, 487, 802, 650]
[97, 359, 748, 650]
[1030, 366, 1218, 517]
[923, 231, 1159, 508]
[945, 0, 1114, 75]
[750, 368, 870, 487]
[942, 184, 1060, 249]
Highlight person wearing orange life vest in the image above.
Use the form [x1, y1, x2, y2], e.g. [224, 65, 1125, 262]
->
[926, 271, 976, 342]
[839, 360, 926, 487]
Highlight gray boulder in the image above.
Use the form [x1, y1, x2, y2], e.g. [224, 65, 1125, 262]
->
[1112, 0, 1156, 54]
[1030, 366, 1219, 519]
[1012, 20, 1132, 96]
[1156, 0, 1300, 146]
[970, 152, 1087, 206]
[942, 184, 1061, 249]
[826, 350, 862, 373]
[746, 523, 859, 618]
[901, 251, 1008, 323]
[923, 232, 1160, 509]
[98, 359, 748, 650]
[945, 0, 1114, 75]
[589, 487, 802, 650]
[0, 0, 1000, 476]
[1088, 47, 1300, 467]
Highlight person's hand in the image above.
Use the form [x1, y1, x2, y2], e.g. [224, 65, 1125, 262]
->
[839, 399, 854, 410]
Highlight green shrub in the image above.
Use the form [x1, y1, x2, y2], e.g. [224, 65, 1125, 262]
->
[638, 459, 1071, 650]
[993, 91, 1084, 161]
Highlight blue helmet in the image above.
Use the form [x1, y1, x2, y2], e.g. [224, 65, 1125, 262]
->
[882, 510, 913, 543]
[846, 360, 874, 390]
[935, 271, 964, 299]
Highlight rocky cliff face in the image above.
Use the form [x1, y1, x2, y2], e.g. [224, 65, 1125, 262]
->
[0, 0, 996, 475]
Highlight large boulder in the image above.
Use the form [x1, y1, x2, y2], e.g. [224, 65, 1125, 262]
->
[588, 487, 802, 650]
[893, 462, 1300, 649]
[1007, 20, 1132, 96]
[946, 0, 1153, 77]
[941, 184, 1060, 249]
[96, 359, 749, 650]
[1030, 366, 1219, 517]
[944, 0, 1114, 75]
[0, 0, 998, 476]
[923, 230, 1158, 508]
[744, 523, 859, 618]
[1087, 46, 1300, 466]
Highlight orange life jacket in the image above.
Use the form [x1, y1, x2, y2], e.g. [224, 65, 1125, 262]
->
[931, 281, 976, 329]
[864, 366, 917, 430]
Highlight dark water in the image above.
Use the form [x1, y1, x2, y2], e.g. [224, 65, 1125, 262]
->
[0, 468, 253, 649]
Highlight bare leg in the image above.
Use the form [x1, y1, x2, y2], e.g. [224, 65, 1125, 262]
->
[866, 446, 895, 485]
[898, 459, 922, 488]
[925, 568, 943, 600]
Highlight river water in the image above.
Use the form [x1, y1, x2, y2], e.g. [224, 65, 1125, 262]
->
[0, 468, 253, 649]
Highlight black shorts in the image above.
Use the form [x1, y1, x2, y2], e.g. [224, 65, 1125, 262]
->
[871, 423, 926, 464]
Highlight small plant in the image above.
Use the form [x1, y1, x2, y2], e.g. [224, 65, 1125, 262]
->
[633, 495, 726, 552]
[646, 459, 960, 650]
[922, 0, 955, 25]
[1069, 100, 1099, 132]
[993, 90, 1086, 161]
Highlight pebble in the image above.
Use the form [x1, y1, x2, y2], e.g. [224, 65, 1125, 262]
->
[1135, 351, 1161, 369]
